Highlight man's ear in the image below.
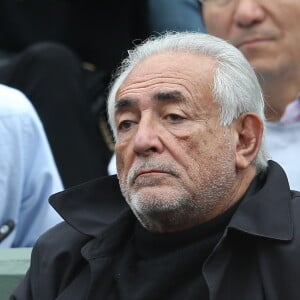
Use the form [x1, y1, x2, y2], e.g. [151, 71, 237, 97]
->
[233, 113, 264, 170]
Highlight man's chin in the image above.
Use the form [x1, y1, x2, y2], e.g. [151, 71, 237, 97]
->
[242, 51, 279, 77]
[130, 184, 177, 199]
[129, 190, 182, 215]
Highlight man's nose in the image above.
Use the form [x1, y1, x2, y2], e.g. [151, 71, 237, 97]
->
[133, 117, 164, 156]
[233, 0, 265, 28]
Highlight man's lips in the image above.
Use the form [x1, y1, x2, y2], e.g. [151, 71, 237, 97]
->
[237, 37, 273, 49]
[132, 168, 174, 185]
[135, 169, 169, 178]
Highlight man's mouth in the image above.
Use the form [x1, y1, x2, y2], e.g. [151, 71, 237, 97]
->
[134, 169, 169, 181]
[236, 37, 273, 49]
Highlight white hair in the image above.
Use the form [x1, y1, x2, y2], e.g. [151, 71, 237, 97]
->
[107, 31, 269, 172]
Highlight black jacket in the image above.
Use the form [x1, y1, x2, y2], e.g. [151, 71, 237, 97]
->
[11, 161, 300, 299]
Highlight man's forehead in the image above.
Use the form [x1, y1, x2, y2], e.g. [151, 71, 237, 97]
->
[116, 51, 216, 99]
[128, 51, 215, 73]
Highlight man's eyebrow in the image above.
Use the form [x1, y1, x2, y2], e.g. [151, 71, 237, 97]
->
[114, 98, 138, 113]
[152, 90, 185, 102]
[114, 90, 185, 113]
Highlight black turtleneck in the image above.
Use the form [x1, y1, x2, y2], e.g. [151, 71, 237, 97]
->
[113, 201, 240, 300]
[112, 175, 262, 299]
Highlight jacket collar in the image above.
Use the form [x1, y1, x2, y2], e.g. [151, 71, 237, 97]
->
[228, 160, 293, 241]
[49, 175, 128, 238]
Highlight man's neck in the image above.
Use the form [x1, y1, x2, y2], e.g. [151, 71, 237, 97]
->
[260, 75, 300, 122]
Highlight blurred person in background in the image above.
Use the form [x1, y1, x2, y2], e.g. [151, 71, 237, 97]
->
[0, 84, 62, 247]
[199, 0, 300, 190]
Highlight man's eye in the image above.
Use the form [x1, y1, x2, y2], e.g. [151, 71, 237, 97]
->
[165, 114, 184, 122]
[118, 120, 135, 131]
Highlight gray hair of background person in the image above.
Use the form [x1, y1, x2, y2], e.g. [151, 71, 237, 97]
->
[107, 31, 269, 172]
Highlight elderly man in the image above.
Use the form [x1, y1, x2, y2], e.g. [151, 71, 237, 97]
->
[12, 32, 300, 299]
[198, 0, 300, 190]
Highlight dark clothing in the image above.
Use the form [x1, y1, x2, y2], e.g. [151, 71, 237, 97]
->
[11, 161, 300, 299]
[0, 42, 112, 187]
[113, 203, 239, 300]
[0, 0, 149, 76]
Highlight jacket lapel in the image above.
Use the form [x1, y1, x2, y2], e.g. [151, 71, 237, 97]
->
[203, 161, 293, 300]
[81, 210, 136, 299]
[50, 175, 128, 237]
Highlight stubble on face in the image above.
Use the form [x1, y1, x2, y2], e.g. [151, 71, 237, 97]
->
[118, 132, 237, 233]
